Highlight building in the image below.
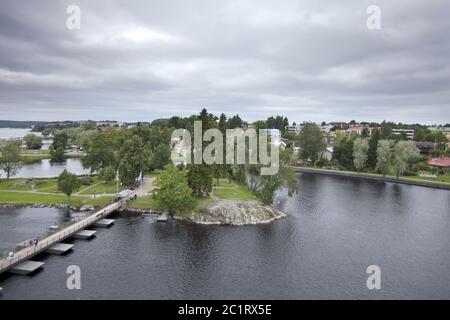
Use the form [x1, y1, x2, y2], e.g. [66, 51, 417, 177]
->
[392, 128, 414, 140]
[319, 124, 334, 134]
[97, 121, 123, 128]
[414, 141, 436, 154]
[427, 157, 450, 169]
[329, 122, 349, 130]
[286, 124, 303, 134]
[344, 125, 377, 138]
[259, 129, 281, 144]
[428, 127, 450, 149]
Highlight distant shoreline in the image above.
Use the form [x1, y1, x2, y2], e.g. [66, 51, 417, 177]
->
[293, 166, 450, 190]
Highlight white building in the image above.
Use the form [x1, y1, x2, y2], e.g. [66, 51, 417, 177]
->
[392, 128, 414, 140]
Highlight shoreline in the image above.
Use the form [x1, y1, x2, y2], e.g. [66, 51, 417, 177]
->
[0, 203, 97, 211]
[292, 166, 450, 190]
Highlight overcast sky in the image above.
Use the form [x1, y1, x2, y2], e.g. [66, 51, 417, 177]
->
[0, 0, 449, 124]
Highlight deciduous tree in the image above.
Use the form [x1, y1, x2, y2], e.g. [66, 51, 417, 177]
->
[154, 165, 193, 214]
[0, 140, 23, 179]
[353, 138, 369, 172]
[57, 169, 80, 203]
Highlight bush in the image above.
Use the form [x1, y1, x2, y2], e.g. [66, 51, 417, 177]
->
[99, 166, 116, 182]
[80, 177, 93, 185]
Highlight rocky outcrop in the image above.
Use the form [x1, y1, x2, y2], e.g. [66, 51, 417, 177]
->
[189, 200, 286, 226]
[79, 204, 95, 211]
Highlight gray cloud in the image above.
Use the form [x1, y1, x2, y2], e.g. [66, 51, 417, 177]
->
[0, 0, 449, 124]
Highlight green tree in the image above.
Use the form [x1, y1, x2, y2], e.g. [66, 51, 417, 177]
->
[118, 135, 151, 186]
[0, 140, 23, 179]
[353, 138, 369, 172]
[332, 138, 354, 170]
[57, 169, 80, 203]
[82, 132, 117, 173]
[376, 140, 391, 176]
[49, 132, 69, 162]
[380, 121, 392, 139]
[187, 108, 213, 196]
[49, 146, 65, 163]
[367, 128, 380, 170]
[296, 123, 325, 164]
[98, 166, 116, 182]
[246, 148, 298, 205]
[154, 165, 193, 214]
[150, 143, 171, 171]
[23, 134, 43, 149]
[227, 114, 243, 129]
[393, 141, 420, 178]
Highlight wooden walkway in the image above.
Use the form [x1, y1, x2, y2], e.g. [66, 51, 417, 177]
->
[0, 198, 128, 275]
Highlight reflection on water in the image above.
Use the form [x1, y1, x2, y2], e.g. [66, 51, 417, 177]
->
[0, 173, 449, 299]
[1, 159, 90, 178]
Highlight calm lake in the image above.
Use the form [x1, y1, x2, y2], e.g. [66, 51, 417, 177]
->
[2, 158, 90, 179]
[0, 173, 449, 299]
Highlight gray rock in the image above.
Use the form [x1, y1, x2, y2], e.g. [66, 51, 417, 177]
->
[80, 204, 95, 211]
[190, 200, 286, 226]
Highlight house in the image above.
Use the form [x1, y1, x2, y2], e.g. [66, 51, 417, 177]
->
[259, 129, 281, 144]
[414, 141, 436, 154]
[286, 124, 302, 134]
[344, 125, 376, 138]
[427, 157, 450, 169]
[392, 128, 415, 140]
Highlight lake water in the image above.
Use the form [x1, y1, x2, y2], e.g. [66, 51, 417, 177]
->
[1, 159, 90, 179]
[0, 127, 50, 149]
[0, 128, 37, 140]
[0, 173, 449, 299]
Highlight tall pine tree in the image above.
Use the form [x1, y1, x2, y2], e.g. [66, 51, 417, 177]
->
[187, 108, 214, 197]
[367, 128, 380, 170]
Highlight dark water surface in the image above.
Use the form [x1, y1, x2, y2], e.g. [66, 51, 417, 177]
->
[0, 173, 449, 299]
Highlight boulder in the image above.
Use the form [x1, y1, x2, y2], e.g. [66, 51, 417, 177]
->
[190, 200, 286, 226]
[79, 204, 95, 211]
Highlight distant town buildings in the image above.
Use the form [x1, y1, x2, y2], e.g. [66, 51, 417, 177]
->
[392, 128, 415, 140]
[96, 121, 124, 132]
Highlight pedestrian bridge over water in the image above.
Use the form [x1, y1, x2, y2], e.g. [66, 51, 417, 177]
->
[0, 198, 128, 275]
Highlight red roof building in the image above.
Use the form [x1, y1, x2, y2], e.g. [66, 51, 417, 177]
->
[427, 157, 450, 168]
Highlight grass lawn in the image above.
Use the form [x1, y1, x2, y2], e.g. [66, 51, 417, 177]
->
[213, 178, 236, 187]
[0, 190, 113, 208]
[0, 178, 32, 191]
[403, 175, 450, 185]
[213, 183, 259, 200]
[128, 194, 213, 218]
[79, 181, 117, 195]
[128, 195, 160, 209]
[34, 179, 61, 193]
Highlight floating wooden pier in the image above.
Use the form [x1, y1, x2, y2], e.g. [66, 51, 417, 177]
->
[72, 230, 97, 239]
[93, 218, 115, 228]
[46, 243, 74, 255]
[10, 261, 45, 275]
[0, 197, 130, 276]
